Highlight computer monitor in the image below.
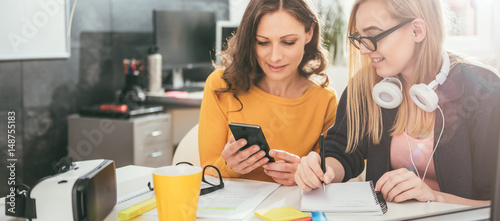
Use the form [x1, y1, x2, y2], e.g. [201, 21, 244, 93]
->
[154, 10, 216, 88]
[215, 20, 239, 64]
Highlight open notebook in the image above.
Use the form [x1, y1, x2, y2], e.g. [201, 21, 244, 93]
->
[300, 181, 387, 215]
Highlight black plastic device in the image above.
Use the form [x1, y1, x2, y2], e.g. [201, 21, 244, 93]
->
[229, 122, 275, 163]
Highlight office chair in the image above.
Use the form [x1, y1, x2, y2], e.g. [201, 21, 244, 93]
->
[172, 124, 200, 166]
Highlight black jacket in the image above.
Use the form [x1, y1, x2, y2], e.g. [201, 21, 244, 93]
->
[326, 62, 500, 200]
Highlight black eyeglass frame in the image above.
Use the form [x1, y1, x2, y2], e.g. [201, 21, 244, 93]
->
[147, 162, 224, 196]
[176, 162, 224, 196]
[200, 165, 224, 195]
[348, 18, 414, 52]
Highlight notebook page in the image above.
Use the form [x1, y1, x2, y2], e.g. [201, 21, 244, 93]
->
[301, 181, 382, 213]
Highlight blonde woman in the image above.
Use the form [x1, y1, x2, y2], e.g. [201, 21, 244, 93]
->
[295, 0, 500, 205]
[199, 0, 338, 186]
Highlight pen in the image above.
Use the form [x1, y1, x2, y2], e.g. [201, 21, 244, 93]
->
[320, 133, 325, 192]
[123, 59, 129, 75]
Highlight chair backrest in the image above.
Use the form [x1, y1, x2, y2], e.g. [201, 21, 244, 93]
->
[491, 131, 500, 220]
[172, 124, 200, 166]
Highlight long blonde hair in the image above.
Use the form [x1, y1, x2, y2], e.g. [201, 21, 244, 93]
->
[346, 0, 446, 152]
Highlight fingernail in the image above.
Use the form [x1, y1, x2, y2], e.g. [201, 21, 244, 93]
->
[254, 146, 260, 152]
[262, 164, 267, 168]
[241, 140, 247, 145]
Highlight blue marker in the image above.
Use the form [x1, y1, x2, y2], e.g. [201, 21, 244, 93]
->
[312, 211, 327, 221]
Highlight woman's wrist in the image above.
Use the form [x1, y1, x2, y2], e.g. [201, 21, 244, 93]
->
[432, 190, 445, 203]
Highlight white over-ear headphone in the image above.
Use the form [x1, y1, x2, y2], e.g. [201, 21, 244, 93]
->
[372, 49, 450, 112]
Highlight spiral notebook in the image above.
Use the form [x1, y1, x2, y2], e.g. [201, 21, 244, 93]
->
[300, 181, 387, 215]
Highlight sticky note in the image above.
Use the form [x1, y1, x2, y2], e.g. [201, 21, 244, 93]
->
[118, 197, 157, 220]
[254, 206, 311, 221]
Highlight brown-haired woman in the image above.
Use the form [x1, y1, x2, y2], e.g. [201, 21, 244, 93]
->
[199, 0, 338, 185]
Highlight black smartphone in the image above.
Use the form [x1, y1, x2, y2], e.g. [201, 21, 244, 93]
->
[228, 122, 275, 163]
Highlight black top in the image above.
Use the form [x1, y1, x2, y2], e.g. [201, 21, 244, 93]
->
[326, 62, 500, 200]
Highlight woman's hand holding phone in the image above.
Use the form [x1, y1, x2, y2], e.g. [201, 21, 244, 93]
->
[221, 135, 270, 174]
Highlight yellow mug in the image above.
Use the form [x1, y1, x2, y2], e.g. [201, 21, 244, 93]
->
[152, 165, 202, 221]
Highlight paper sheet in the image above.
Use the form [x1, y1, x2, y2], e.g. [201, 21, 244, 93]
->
[196, 179, 280, 219]
[136, 179, 280, 220]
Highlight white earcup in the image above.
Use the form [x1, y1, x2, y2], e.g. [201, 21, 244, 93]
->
[409, 83, 439, 112]
[372, 77, 403, 109]
[372, 49, 449, 111]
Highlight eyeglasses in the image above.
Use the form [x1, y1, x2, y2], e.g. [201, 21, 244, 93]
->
[148, 162, 224, 196]
[348, 18, 414, 52]
[199, 165, 224, 195]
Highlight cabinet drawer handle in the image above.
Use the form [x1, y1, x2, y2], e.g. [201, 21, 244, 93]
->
[151, 151, 163, 158]
[151, 130, 162, 137]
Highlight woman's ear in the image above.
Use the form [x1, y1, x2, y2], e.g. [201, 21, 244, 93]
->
[305, 23, 315, 44]
[411, 18, 427, 43]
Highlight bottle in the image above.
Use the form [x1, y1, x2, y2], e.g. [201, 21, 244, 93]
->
[147, 46, 163, 95]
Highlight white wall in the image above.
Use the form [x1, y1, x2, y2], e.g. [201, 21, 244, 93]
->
[494, 0, 500, 69]
[228, 0, 250, 22]
[327, 66, 349, 94]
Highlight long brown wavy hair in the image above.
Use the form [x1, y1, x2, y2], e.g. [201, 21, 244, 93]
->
[216, 0, 329, 109]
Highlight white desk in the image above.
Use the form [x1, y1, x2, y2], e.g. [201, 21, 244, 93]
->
[254, 186, 490, 221]
[104, 166, 490, 221]
[0, 165, 490, 221]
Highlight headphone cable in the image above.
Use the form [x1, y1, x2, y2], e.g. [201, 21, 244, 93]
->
[421, 105, 445, 182]
[405, 105, 445, 182]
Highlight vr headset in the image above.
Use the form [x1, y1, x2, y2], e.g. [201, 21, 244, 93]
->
[5, 159, 116, 221]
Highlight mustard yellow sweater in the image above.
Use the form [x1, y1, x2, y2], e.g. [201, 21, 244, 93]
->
[199, 69, 338, 182]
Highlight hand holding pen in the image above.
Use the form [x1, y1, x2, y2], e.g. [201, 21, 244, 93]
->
[294, 134, 332, 192]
